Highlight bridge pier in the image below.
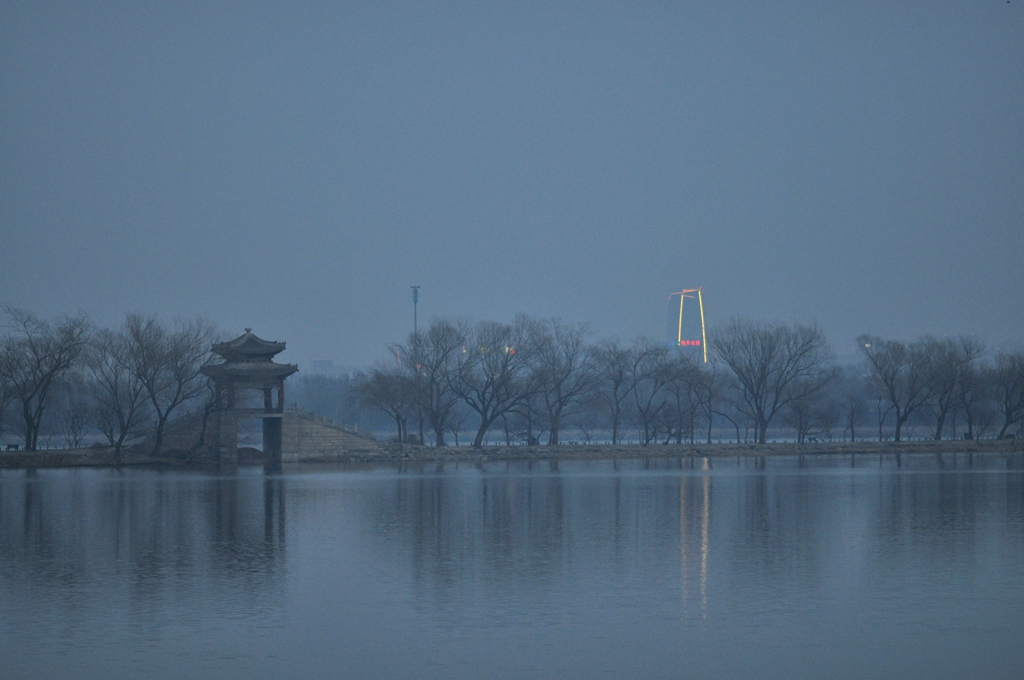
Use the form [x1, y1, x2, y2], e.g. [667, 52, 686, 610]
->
[263, 416, 283, 473]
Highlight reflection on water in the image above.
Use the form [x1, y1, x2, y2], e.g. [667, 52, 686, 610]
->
[3, 468, 286, 588]
[1, 469, 287, 678]
[2, 454, 1024, 679]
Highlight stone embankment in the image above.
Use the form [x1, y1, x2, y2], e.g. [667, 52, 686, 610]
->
[360, 437, 1024, 463]
[0, 448, 120, 468]
[2, 435, 1020, 469]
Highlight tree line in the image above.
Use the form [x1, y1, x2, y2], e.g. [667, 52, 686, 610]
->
[3, 307, 1023, 455]
[0, 308, 215, 462]
[354, 316, 1024, 447]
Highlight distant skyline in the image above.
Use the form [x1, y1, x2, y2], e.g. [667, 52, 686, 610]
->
[3, 2, 1022, 368]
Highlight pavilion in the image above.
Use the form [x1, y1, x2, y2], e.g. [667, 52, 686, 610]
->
[202, 329, 298, 468]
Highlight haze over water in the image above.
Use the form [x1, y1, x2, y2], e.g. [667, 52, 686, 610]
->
[2, 455, 1023, 679]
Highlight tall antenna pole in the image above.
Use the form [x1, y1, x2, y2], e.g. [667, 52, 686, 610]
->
[411, 285, 423, 445]
[411, 286, 420, 339]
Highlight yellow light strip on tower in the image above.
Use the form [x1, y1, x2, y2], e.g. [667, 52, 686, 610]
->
[697, 288, 707, 363]
[677, 293, 685, 345]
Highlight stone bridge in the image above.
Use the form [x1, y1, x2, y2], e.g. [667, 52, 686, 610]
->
[279, 409, 381, 461]
[143, 407, 383, 464]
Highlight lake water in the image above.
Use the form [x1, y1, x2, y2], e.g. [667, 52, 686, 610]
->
[2, 454, 1023, 679]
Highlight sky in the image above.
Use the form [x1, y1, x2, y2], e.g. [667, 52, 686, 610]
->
[2, 2, 1022, 368]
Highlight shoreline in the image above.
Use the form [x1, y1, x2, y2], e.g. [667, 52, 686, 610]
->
[1, 438, 1021, 469]
[355, 437, 1024, 464]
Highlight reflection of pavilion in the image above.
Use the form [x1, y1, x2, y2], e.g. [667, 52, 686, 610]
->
[202, 330, 298, 468]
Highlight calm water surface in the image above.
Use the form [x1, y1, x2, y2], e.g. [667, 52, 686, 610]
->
[2, 454, 1023, 679]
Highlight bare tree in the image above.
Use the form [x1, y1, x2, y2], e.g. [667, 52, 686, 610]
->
[55, 371, 93, 448]
[923, 336, 983, 440]
[875, 396, 894, 441]
[452, 316, 537, 448]
[714, 319, 834, 444]
[784, 371, 850, 443]
[973, 403, 1000, 440]
[399, 318, 467, 446]
[961, 366, 999, 440]
[691, 360, 723, 444]
[629, 338, 672, 445]
[713, 374, 748, 443]
[573, 389, 604, 444]
[505, 388, 548, 446]
[957, 357, 990, 440]
[353, 365, 416, 441]
[858, 335, 933, 442]
[815, 397, 843, 441]
[446, 400, 471, 446]
[591, 339, 635, 445]
[781, 383, 816, 444]
[0, 308, 91, 451]
[124, 314, 216, 457]
[87, 327, 152, 463]
[532, 319, 595, 445]
[834, 367, 869, 442]
[0, 371, 11, 443]
[660, 349, 703, 444]
[992, 352, 1024, 439]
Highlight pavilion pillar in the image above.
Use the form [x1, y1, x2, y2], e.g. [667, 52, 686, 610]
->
[263, 417, 283, 473]
[218, 410, 238, 464]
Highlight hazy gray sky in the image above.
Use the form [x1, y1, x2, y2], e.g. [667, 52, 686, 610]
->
[3, 2, 1022, 367]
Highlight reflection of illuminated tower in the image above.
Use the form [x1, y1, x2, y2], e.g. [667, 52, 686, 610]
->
[669, 288, 707, 363]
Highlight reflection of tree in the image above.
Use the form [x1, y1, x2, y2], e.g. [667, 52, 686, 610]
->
[357, 461, 691, 602]
[399, 469, 569, 590]
[870, 462, 991, 568]
[0, 469, 286, 622]
[731, 468, 831, 579]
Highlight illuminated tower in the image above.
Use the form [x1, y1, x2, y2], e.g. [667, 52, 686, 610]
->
[668, 288, 707, 363]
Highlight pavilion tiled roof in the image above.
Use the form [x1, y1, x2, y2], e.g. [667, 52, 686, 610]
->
[211, 328, 287, 363]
